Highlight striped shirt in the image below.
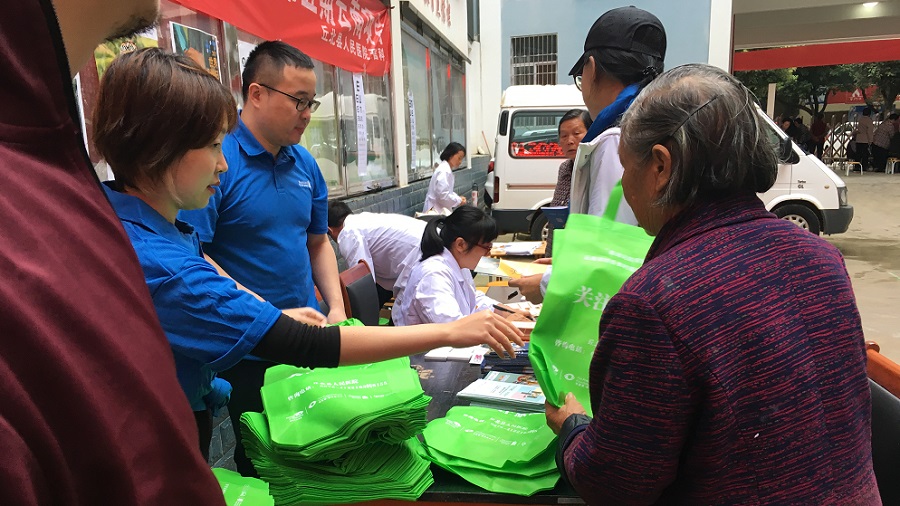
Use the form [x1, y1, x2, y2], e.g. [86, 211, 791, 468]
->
[561, 193, 879, 505]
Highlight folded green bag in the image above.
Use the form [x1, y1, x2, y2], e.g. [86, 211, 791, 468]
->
[211, 467, 274, 506]
[530, 183, 652, 414]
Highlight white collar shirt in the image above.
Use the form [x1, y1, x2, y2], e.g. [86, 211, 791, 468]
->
[393, 248, 496, 326]
[336, 213, 427, 291]
[422, 161, 462, 214]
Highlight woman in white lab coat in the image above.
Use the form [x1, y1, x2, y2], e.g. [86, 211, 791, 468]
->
[422, 142, 466, 214]
[394, 206, 498, 326]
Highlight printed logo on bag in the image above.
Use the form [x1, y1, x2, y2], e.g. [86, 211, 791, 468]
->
[574, 285, 613, 311]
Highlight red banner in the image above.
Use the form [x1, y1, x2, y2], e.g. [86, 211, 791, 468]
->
[172, 0, 391, 75]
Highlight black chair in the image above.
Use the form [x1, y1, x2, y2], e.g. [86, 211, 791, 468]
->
[339, 260, 381, 326]
[870, 379, 900, 505]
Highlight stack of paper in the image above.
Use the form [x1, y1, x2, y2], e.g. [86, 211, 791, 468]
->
[418, 406, 559, 496]
[240, 357, 434, 504]
[456, 371, 546, 412]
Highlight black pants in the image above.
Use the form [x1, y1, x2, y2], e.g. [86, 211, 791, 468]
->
[855, 143, 871, 170]
[194, 409, 213, 462]
[872, 145, 889, 172]
[376, 284, 393, 308]
[219, 359, 275, 477]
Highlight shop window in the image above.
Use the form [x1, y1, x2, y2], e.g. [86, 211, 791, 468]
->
[401, 30, 434, 182]
[337, 70, 396, 194]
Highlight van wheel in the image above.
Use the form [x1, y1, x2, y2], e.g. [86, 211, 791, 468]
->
[774, 204, 821, 235]
[530, 213, 549, 241]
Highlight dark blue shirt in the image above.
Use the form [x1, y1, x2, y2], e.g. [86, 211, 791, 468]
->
[180, 116, 328, 310]
[104, 184, 281, 410]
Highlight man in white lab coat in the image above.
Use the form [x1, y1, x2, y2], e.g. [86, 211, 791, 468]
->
[328, 201, 427, 307]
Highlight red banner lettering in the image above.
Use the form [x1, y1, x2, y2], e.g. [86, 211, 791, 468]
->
[171, 0, 391, 75]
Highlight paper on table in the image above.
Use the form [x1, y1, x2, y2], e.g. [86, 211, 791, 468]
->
[491, 242, 543, 256]
[474, 258, 550, 279]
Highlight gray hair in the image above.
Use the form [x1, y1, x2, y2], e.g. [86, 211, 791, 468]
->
[619, 63, 778, 208]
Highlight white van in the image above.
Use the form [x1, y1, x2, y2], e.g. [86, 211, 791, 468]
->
[485, 85, 853, 238]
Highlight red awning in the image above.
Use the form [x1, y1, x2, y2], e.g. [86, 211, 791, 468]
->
[734, 39, 900, 71]
[171, 0, 391, 75]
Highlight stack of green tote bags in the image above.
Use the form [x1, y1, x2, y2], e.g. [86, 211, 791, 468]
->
[240, 356, 433, 504]
[417, 406, 559, 496]
[212, 467, 275, 506]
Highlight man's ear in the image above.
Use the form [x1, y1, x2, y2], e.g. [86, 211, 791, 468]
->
[650, 144, 673, 195]
[246, 83, 264, 107]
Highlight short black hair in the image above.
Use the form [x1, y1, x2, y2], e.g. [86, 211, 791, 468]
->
[439, 142, 465, 162]
[558, 109, 593, 135]
[328, 200, 354, 228]
[794, 117, 803, 124]
[862, 107, 872, 116]
[242, 41, 314, 101]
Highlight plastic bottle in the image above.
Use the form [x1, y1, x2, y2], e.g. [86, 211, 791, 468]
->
[470, 183, 478, 207]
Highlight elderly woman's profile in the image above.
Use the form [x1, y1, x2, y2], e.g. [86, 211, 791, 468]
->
[545, 64, 878, 504]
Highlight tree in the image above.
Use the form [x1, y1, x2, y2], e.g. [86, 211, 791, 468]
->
[788, 65, 856, 116]
[849, 61, 900, 113]
[734, 66, 855, 117]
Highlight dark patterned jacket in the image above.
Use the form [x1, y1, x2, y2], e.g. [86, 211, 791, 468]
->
[560, 192, 879, 505]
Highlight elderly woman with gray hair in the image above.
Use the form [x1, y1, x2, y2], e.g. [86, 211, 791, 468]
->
[545, 64, 879, 505]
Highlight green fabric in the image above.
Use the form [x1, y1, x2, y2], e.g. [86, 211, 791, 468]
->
[530, 184, 653, 415]
[418, 407, 559, 496]
[211, 467, 274, 506]
[260, 357, 430, 460]
[238, 344, 434, 504]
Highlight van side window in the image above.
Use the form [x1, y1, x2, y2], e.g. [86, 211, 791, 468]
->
[509, 111, 567, 158]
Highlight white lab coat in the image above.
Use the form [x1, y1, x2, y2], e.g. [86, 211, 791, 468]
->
[393, 248, 497, 326]
[541, 127, 640, 295]
[336, 212, 427, 291]
[422, 161, 462, 214]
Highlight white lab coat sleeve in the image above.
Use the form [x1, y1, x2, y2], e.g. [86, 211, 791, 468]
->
[473, 286, 498, 313]
[339, 230, 376, 282]
[433, 167, 462, 210]
[412, 270, 466, 324]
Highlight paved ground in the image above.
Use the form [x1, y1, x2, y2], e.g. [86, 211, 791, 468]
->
[825, 172, 900, 363]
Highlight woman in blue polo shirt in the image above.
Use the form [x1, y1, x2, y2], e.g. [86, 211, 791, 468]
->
[93, 49, 523, 460]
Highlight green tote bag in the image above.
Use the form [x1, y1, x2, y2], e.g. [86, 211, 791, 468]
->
[529, 182, 653, 415]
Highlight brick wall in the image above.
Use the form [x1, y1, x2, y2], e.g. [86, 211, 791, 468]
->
[207, 155, 490, 469]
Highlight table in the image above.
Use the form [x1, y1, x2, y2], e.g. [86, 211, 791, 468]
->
[490, 241, 546, 259]
[355, 356, 584, 506]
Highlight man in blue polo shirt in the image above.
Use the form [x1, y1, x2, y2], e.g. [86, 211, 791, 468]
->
[180, 40, 347, 476]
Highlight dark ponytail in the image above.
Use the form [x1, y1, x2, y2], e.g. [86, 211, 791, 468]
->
[420, 206, 498, 261]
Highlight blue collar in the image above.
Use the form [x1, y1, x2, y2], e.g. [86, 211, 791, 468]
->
[232, 113, 295, 165]
[102, 182, 194, 241]
[582, 83, 642, 143]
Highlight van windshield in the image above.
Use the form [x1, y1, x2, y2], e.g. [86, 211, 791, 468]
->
[509, 111, 568, 158]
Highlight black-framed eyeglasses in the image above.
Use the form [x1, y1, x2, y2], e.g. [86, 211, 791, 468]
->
[256, 83, 320, 113]
[574, 74, 583, 91]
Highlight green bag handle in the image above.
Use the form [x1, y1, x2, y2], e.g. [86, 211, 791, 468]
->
[602, 181, 624, 220]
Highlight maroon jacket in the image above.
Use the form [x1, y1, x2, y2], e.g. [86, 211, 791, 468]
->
[0, 0, 225, 503]
[561, 193, 879, 505]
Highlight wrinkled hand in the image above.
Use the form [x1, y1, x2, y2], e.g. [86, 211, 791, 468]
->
[283, 307, 328, 327]
[327, 308, 348, 325]
[450, 311, 524, 357]
[509, 273, 544, 304]
[545, 393, 587, 435]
